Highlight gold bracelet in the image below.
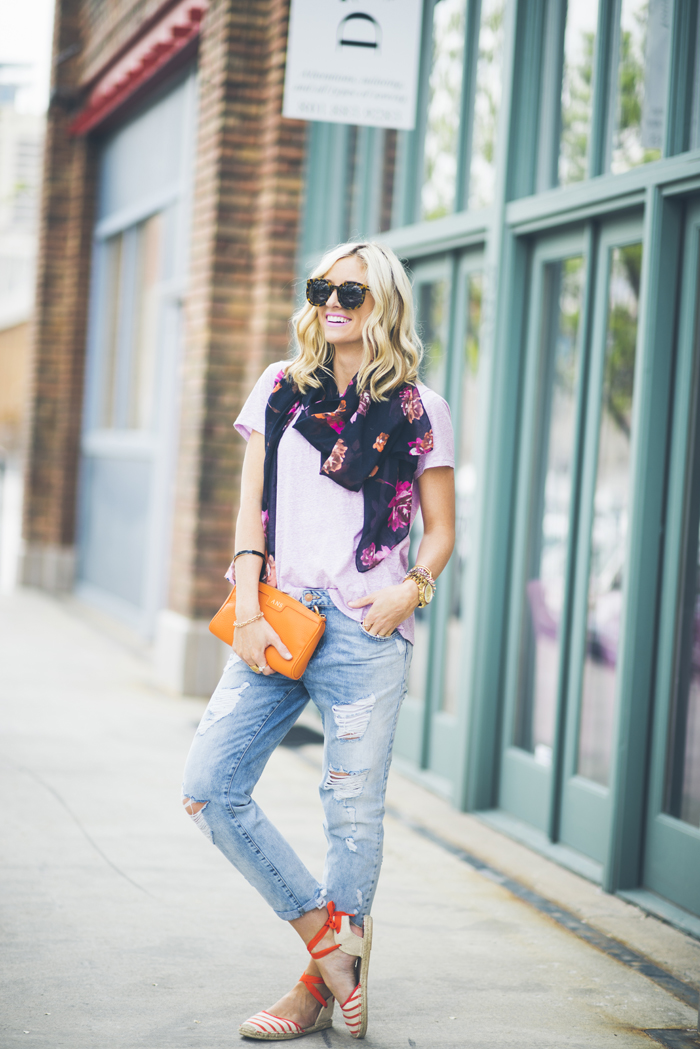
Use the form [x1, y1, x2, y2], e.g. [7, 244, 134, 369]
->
[234, 612, 265, 628]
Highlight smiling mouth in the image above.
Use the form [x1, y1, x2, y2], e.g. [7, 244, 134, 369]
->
[325, 314, 351, 325]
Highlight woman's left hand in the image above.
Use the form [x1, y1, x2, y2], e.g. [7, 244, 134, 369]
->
[347, 581, 419, 637]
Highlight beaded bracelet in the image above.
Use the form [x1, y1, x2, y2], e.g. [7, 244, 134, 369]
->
[234, 612, 265, 629]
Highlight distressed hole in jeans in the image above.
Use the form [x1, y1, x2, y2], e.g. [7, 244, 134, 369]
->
[345, 837, 358, 852]
[183, 797, 213, 842]
[323, 766, 370, 801]
[197, 681, 250, 735]
[332, 694, 376, 742]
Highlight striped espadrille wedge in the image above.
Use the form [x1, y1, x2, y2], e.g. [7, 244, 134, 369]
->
[239, 974, 334, 1041]
[306, 902, 373, 1040]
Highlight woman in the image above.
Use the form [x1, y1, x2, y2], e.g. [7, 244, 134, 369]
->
[182, 241, 455, 1040]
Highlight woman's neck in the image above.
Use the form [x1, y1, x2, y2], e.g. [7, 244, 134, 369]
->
[332, 344, 364, 396]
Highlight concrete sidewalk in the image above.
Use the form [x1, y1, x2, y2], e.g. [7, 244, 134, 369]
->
[0, 588, 697, 1049]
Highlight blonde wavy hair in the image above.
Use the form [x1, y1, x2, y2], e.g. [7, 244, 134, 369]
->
[286, 241, 423, 401]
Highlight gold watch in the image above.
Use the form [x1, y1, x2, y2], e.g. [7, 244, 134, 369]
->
[404, 565, 436, 608]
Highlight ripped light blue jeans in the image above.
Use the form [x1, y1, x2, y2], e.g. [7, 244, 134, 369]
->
[182, 589, 412, 925]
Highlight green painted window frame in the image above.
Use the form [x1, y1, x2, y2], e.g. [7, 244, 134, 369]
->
[296, 0, 700, 918]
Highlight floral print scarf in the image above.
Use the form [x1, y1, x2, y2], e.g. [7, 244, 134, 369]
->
[262, 367, 434, 577]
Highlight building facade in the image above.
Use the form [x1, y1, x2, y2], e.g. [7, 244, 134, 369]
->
[24, 0, 700, 932]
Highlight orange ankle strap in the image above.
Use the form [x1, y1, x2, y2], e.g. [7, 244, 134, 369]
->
[306, 901, 354, 959]
[299, 972, 327, 1007]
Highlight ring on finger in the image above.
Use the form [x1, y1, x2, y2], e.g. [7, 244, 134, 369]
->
[250, 663, 262, 674]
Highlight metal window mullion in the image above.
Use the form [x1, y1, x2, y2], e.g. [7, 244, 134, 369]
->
[419, 251, 469, 768]
[350, 126, 383, 238]
[455, 0, 483, 212]
[536, 0, 567, 193]
[300, 122, 329, 266]
[559, 229, 615, 799]
[394, 0, 438, 227]
[588, 0, 620, 178]
[506, 0, 547, 201]
[665, 0, 699, 156]
[605, 189, 684, 892]
[548, 222, 599, 841]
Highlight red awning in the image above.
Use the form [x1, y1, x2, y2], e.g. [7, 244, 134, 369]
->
[70, 0, 208, 136]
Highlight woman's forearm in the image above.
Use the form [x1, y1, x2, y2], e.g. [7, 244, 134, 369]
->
[233, 505, 266, 615]
[234, 431, 267, 616]
[412, 525, 454, 581]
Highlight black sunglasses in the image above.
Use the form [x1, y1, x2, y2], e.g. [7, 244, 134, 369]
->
[306, 278, 369, 310]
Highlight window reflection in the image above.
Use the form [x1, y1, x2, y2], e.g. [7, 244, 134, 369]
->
[558, 0, 599, 185]
[421, 0, 467, 221]
[101, 233, 124, 428]
[577, 243, 642, 786]
[442, 271, 482, 715]
[611, 0, 670, 173]
[513, 257, 584, 760]
[129, 213, 162, 430]
[98, 213, 163, 432]
[468, 0, 505, 210]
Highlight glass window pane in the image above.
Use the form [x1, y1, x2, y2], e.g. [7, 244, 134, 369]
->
[558, 0, 600, 185]
[665, 520, 700, 827]
[513, 257, 585, 761]
[421, 0, 467, 221]
[418, 280, 449, 392]
[408, 278, 449, 703]
[100, 233, 124, 429]
[665, 297, 700, 828]
[468, 0, 505, 210]
[442, 271, 482, 715]
[128, 213, 162, 431]
[689, 15, 700, 151]
[577, 242, 642, 786]
[610, 0, 671, 174]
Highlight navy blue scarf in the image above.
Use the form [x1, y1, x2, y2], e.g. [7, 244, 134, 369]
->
[261, 367, 433, 577]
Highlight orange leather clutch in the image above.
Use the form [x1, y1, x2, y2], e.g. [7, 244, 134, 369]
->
[208, 581, 326, 680]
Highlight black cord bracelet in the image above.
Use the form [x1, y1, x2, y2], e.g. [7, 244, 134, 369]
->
[233, 549, 266, 562]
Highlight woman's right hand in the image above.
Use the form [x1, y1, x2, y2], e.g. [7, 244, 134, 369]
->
[233, 617, 292, 675]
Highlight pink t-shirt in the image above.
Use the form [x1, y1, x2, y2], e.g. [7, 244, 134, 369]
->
[231, 361, 455, 643]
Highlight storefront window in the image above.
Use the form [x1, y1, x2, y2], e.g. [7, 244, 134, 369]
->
[577, 242, 642, 785]
[513, 256, 585, 759]
[421, 0, 467, 220]
[97, 212, 163, 432]
[468, 0, 505, 210]
[558, 0, 599, 184]
[442, 270, 482, 715]
[610, 0, 670, 173]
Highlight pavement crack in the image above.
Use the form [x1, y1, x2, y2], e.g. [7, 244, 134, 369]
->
[16, 761, 151, 896]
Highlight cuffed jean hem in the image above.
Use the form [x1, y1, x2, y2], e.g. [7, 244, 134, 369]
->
[274, 888, 327, 922]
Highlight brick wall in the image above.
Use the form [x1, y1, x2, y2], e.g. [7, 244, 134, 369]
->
[80, 0, 179, 84]
[168, 0, 306, 620]
[22, 0, 307, 614]
[22, 0, 96, 557]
